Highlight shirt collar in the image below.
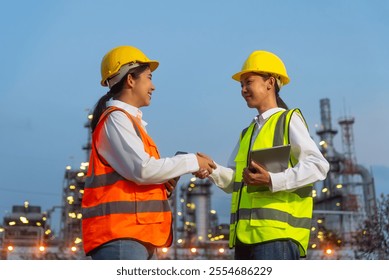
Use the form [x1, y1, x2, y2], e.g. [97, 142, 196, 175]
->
[254, 107, 286, 125]
[106, 99, 148, 126]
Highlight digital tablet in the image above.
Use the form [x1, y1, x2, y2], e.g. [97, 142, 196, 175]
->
[249, 144, 291, 173]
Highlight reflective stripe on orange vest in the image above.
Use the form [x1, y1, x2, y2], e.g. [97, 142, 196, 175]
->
[82, 200, 171, 219]
[81, 106, 172, 254]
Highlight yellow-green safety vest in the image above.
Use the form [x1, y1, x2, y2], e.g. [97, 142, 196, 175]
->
[230, 109, 313, 257]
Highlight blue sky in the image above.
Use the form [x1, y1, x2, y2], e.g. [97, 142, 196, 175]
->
[1, 0, 388, 232]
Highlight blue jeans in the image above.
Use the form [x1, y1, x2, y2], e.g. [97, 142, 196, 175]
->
[89, 239, 157, 260]
[234, 239, 300, 260]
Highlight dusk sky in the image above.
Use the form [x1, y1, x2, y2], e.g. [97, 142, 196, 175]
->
[1, 0, 388, 232]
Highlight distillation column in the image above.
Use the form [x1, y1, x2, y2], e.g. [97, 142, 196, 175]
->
[338, 116, 376, 217]
[316, 98, 343, 198]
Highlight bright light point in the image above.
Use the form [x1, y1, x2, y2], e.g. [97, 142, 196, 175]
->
[190, 248, 197, 253]
[67, 196, 74, 204]
[161, 247, 168, 253]
[319, 141, 328, 148]
[218, 248, 225, 253]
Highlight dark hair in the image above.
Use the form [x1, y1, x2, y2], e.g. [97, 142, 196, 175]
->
[90, 64, 149, 132]
[276, 92, 288, 110]
[259, 73, 289, 110]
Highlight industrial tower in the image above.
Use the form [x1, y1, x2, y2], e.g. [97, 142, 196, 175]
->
[310, 98, 376, 259]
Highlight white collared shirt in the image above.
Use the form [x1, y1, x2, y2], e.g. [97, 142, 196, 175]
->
[96, 100, 199, 184]
[209, 107, 330, 193]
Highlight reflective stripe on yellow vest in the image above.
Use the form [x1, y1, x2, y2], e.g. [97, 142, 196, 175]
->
[230, 109, 313, 257]
[81, 106, 172, 254]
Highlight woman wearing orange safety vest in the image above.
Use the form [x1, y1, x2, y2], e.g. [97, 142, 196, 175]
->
[81, 46, 216, 260]
[196, 50, 329, 259]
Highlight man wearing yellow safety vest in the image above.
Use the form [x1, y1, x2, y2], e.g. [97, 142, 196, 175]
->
[198, 50, 329, 259]
[81, 46, 216, 260]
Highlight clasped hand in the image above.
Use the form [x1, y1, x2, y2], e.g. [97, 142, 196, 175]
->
[193, 152, 217, 179]
[165, 152, 216, 196]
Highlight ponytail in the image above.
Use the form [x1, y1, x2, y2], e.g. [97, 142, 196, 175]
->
[273, 80, 288, 109]
[90, 91, 113, 132]
[276, 93, 288, 110]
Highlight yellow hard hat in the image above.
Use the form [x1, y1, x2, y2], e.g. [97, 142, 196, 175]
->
[100, 46, 159, 87]
[232, 50, 290, 86]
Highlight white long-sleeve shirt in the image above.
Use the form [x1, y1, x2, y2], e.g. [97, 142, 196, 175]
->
[209, 108, 329, 193]
[96, 100, 199, 184]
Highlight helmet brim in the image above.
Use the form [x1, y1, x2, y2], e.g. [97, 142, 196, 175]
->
[232, 70, 290, 85]
[148, 60, 159, 72]
[101, 60, 160, 87]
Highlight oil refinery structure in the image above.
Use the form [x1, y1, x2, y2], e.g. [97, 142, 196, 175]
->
[0, 98, 376, 260]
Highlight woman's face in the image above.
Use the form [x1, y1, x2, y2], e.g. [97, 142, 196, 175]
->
[240, 72, 270, 109]
[131, 68, 155, 108]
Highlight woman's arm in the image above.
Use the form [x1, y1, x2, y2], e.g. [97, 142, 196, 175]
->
[97, 111, 200, 184]
[269, 112, 330, 192]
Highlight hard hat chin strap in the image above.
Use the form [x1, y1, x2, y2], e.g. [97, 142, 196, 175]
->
[106, 62, 141, 89]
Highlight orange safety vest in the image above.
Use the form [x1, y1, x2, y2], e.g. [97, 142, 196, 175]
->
[81, 106, 172, 255]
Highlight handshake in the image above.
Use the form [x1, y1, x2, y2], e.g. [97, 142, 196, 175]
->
[166, 152, 216, 196]
[194, 152, 217, 179]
